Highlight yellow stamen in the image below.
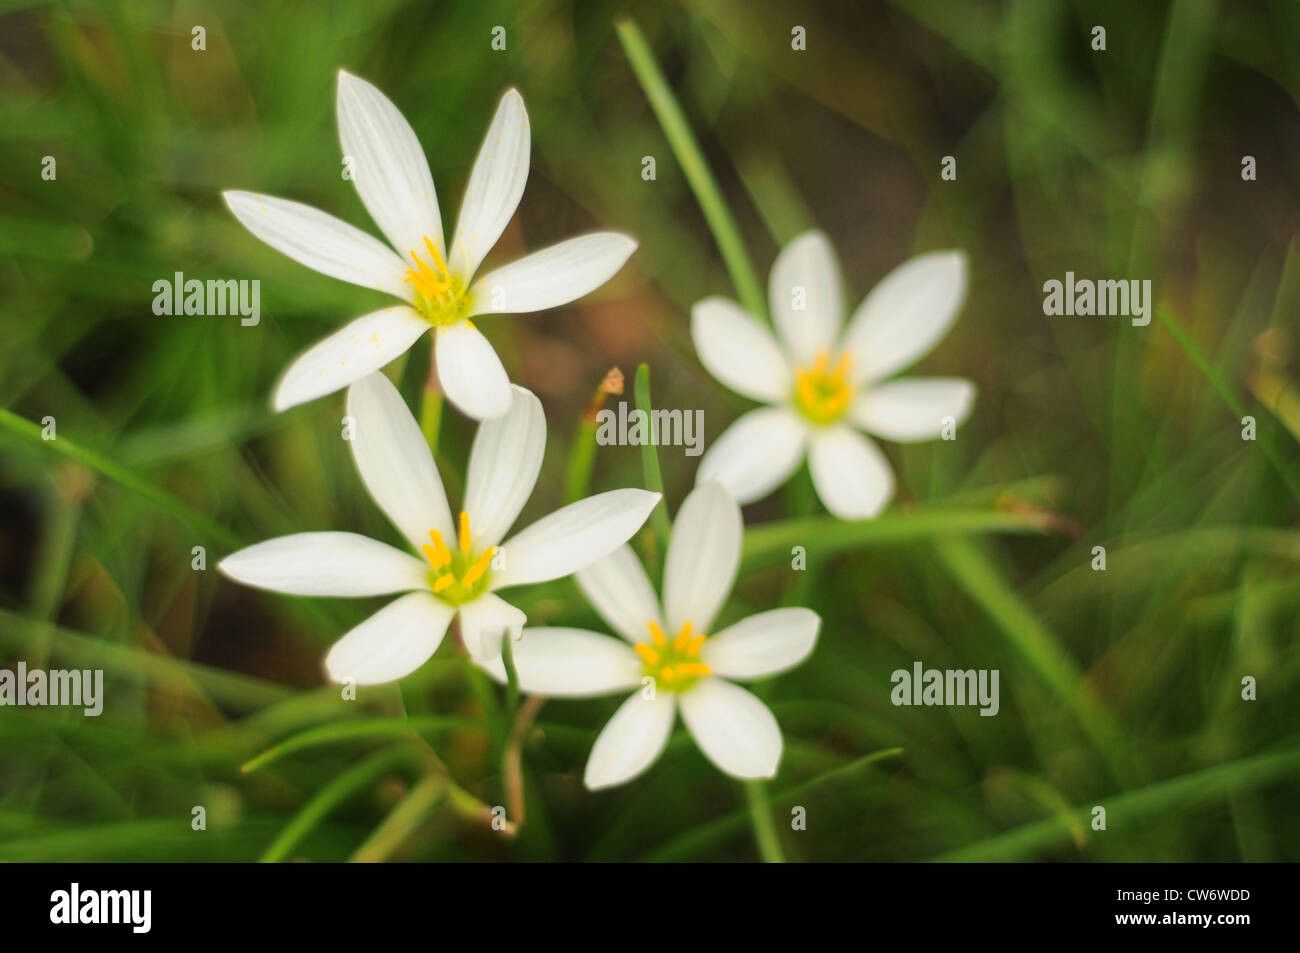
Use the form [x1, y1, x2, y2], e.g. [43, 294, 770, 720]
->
[404, 238, 453, 301]
[794, 350, 854, 425]
[426, 530, 451, 568]
[676, 662, 712, 677]
[461, 546, 497, 588]
[637, 619, 712, 691]
[423, 236, 447, 273]
[423, 514, 498, 605]
[673, 621, 693, 652]
[647, 620, 667, 648]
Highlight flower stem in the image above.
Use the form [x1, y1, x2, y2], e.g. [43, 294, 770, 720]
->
[633, 363, 672, 549]
[503, 695, 545, 832]
[500, 629, 520, 717]
[616, 18, 767, 319]
[744, 780, 786, 863]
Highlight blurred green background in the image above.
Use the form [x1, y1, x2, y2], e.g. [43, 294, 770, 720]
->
[1, 0, 1298, 861]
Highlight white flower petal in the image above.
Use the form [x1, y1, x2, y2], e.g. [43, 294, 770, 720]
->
[346, 371, 455, 550]
[272, 306, 428, 412]
[663, 481, 741, 634]
[476, 627, 642, 697]
[463, 385, 545, 546]
[850, 377, 975, 443]
[457, 592, 527, 662]
[678, 677, 782, 780]
[336, 70, 444, 263]
[218, 532, 429, 597]
[468, 233, 636, 316]
[807, 425, 895, 520]
[433, 320, 512, 421]
[449, 88, 530, 280]
[583, 690, 676, 790]
[323, 592, 454, 685]
[575, 544, 663, 643]
[769, 230, 844, 367]
[493, 489, 661, 590]
[701, 608, 820, 680]
[840, 250, 968, 384]
[223, 191, 412, 300]
[691, 297, 791, 403]
[695, 407, 807, 505]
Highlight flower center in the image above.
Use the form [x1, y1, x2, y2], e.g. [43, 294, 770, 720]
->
[793, 351, 853, 426]
[404, 236, 469, 326]
[422, 511, 495, 606]
[634, 620, 711, 692]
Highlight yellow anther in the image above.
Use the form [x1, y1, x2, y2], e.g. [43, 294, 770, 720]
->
[458, 511, 472, 554]
[687, 635, 706, 655]
[647, 620, 667, 648]
[676, 662, 712, 677]
[425, 530, 451, 568]
[461, 546, 496, 588]
[432, 573, 455, 593]
[423, 236, 447, 273]
[673, 621, 693, 652]
[633, 643, 660, 665]
[661, 666, 675, 681]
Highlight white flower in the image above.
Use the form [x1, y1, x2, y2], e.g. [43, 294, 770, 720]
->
[224, 71, 638, 420]
[218, 372, 661, 684]
[478, 481, 820, 788]
[692, 231, 974, 519]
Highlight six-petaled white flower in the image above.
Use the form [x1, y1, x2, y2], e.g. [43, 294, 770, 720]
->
[692, 231, 974, 519]
[218, 372, 661, 684]
[224, 70, 638, 420]
[478, 481, 820, 789]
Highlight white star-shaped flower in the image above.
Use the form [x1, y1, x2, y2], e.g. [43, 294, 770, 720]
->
[218, 372, 661, 684]
[692, 231, 974, 519]
[479, 481, 820, 788]
[224, 71, 638, 420]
